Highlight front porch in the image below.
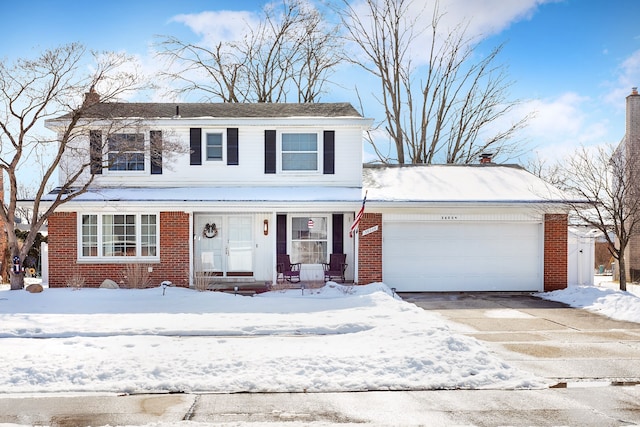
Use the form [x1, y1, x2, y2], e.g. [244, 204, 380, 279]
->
[201, 279, 352, 296]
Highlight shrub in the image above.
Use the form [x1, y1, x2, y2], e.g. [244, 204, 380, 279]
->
[121, 264, 153, 289]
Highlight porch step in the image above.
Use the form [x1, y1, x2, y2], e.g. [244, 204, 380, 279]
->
[207, 282, 270, 295]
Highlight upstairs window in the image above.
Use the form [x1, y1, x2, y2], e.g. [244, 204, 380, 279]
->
[107, 133, 145, 171]
[206, 132, 223, 161]
[282, 133, 318, 171]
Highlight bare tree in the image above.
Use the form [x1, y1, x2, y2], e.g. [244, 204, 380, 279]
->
[525, 153, 565, 187]
[0, 43, 149, 290]
[157, 0, 341, 103]
[340, 0, 529, 164]
[558, 144, 640, 291]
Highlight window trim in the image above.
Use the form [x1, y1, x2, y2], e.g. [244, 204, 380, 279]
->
[288, 214, 330, 265]
[278, 131, 322, 174]
[106, 133, 147, 173]
[202, 129, 226, 163]
[78, 213, 160, 262]
[204, 131, 224, 162]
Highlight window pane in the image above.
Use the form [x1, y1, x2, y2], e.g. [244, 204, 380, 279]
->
[81, 215, 98, 257]
[282, 133, 317, 171]
[283, 153, 317, 171]
[102, 214, 136, 256]
[141, 214, 158, 257]
[206, 133, 223, 160]
[291, 216, 327, 264]
[282, 133, 317, 151]
[107, 133, 145, 171]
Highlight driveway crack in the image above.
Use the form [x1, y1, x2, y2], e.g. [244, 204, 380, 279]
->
[183, 394, 200, 421]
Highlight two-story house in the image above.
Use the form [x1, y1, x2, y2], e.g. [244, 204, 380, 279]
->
[41, 101, 569, 292]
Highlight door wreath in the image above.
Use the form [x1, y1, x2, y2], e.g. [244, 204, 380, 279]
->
[203, 223, 218, 238]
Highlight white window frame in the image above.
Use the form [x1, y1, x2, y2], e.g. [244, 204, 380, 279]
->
[105, 132, 147, 173]
[78, 213, 160, 262]
[288, 214, 330, 265]
[279, 131, 321, 173]
[203, 129, 226, 163]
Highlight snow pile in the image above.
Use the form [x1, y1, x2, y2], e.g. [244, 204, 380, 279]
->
[0, 283, 544, 394]
[538, 282, 640, 324]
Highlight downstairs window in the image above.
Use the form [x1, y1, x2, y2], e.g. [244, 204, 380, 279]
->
[80, 213, 158, 260]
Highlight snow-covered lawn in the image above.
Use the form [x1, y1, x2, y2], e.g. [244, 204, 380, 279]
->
[0, 282, 544, 394]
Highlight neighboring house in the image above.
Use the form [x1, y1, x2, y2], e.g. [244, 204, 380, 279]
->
[622, 88, 640, 282]
[40, 100, 569, 292]
[0, 174, 7, 282]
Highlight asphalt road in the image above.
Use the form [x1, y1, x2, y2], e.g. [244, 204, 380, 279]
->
[1, 292, 639, 426]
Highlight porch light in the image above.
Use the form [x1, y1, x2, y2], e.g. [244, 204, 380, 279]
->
[263, 219, 269, 236]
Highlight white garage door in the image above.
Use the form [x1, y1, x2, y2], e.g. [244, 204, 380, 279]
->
[383, 221, 542, 292]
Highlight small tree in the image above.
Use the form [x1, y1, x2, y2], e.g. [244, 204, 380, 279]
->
[0, 43, 148, 290]
[558, 144, 640, 291]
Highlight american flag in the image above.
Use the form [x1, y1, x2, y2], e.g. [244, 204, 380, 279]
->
[349, 192, 367, 237]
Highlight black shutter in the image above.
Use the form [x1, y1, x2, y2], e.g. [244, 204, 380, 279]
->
[323, 130, 335, 174]
[190, 128, 202, 165]
[277, 214, 287, 255]
[150, 130, 162, 175]
[265, 130, 276, 174]
[332, 214, 344, 254]
[89, 130, 102, 175]
[227, 128, 239, 165]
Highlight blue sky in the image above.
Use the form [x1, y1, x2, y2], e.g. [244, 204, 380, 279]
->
[3, 0, 640, 165]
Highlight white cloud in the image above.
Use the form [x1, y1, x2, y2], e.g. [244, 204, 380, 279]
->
[508, 92, 615, 163]
[170, 10, 259, 48]
[603, 49, 640, 107]
[438, 0, 558, 39]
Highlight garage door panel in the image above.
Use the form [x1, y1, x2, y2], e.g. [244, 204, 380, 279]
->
[383, 222, 542, 292]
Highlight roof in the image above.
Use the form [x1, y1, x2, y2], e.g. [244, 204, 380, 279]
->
[58, 102, 363, 120]
[362, 164, 573, 204]
[42, 164, 576, 207]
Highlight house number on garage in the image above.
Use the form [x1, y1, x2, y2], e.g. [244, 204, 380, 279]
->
[441, 216, 458, 220]
[362, 225, 379, 236]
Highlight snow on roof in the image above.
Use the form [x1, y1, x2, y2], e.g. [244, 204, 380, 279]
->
[45, 165, 573, 205]
[46, 186, 363, 203]
[363, 164, 570, 203]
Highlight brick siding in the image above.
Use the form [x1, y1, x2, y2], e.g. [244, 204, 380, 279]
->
[356, 213, 382, 284]
[47, 211, 190, 288]
[544, 213, 568, 291]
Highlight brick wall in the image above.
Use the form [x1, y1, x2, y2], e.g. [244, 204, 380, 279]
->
[356, 213, 382, 284]
[544, 213, 568, 291]
[47, 211, 191, 288]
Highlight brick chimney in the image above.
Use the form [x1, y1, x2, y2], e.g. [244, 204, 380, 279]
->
[479, 153, 493, 164]
[83, 85, 100, 106]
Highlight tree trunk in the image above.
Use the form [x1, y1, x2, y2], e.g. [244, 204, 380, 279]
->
[618, 253, 627, 292]
[10, 270, 24, 290]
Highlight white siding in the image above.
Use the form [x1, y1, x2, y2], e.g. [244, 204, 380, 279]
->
[58, 122, 364, 188]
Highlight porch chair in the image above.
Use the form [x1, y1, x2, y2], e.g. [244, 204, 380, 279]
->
[323, 253, 348, 283]
[277, 254, 301, 283]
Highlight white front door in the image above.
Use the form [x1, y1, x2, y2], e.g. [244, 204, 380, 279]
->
[194, 215, 254, 277]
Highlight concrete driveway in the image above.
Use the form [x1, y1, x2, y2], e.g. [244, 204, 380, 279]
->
[400, 292, 640, 386]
